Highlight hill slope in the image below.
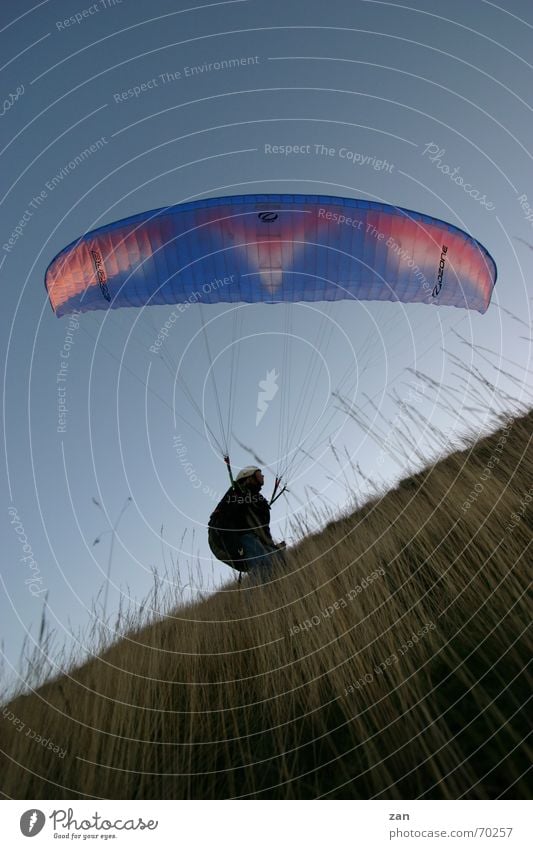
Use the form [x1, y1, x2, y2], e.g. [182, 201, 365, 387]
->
[1, 411, 531, 799]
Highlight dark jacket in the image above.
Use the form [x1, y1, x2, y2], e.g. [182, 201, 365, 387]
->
[208, 482, 274, 554]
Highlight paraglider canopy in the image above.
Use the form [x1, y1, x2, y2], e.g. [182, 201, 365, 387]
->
[45, 194, 496, 317]
[44, 193, 496, 492]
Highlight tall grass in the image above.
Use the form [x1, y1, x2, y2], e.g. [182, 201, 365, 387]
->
[1, 362, 531, 799]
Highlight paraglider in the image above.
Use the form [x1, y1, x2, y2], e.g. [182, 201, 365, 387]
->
[45, 194, 496, 317]
[208, 466, 286, 580]
[45, 193, 497, 576]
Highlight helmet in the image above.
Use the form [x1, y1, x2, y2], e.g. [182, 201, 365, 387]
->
[235, 466, 261, 481]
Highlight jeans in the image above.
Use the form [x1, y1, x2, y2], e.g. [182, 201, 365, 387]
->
[239, 532, 283, 582]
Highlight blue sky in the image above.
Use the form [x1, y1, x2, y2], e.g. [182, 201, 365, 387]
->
[1, 0, 532, 695]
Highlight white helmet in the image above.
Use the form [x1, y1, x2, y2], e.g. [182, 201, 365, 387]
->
[235, 466, 261, 481]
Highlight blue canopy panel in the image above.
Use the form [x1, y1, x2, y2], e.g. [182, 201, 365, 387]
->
[45, 195, 497, 317]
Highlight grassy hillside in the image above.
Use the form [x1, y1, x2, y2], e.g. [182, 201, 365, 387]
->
[1, 410, 531, 799]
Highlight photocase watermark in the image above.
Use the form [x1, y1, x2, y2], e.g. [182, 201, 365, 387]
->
[56, 0, 123, 30]
[517, 194, 533, 230]
[264, 142, 394, 172]
[390, 827, 513, 841]
[56, 311, 81, 433]
[256, 368, 279, 425]
[505, 485, 533, 533]
[377, 381, 425, 465]
[22, 807, 159, 836]
[20, 809, 46, 837]
[1, 83, 24, 118]
[343, 622, 436, 695]
[2, 706, 66, 758]
[20, 806, 160, 837]
[461, 417, 514, 513]
[20, 808, 46, 837]
[421, 143, 496, 211]
[45, 137, 108, 192]
[173, 434, 221, 500]
[319, 207, 434, 295]
[113, 56, 260, 102]
[149, 274, 235, 353]
[289, 567, 385, 636]
[3, 137, 108, 254]
[8, 506, 46, 597]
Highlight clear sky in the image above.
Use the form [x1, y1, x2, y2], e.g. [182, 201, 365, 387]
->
[1, 0, 532, 696]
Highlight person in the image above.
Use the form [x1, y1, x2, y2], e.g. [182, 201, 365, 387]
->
[208, 466, 286, 581]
